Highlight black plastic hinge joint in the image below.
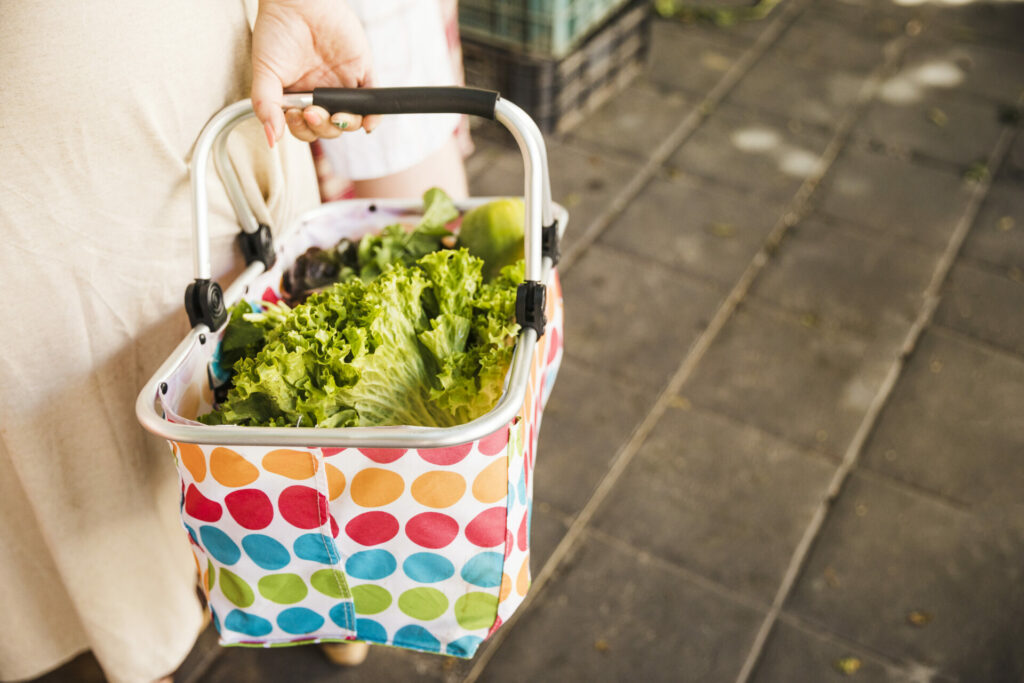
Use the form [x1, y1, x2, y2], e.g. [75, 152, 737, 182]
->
[515, 281, 547, 337]
[542, 220, 561, 266]
[184, 278, 228, 330]
[238, 223, 276, 269]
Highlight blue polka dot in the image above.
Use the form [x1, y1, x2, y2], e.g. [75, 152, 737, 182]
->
[460, 551, 504, 588]
[242, 534, 290, 570]
[329, 602, 356, 630]
[199, 525, 241, 565]
[517, 467, 527, 505]
[402, 553, 455, 583]
[277, 607, 325, 635]
[393, 624, 440, 653]
[355, 618, 388, 644]
[224, 609, 273, 637]
[446, 635, 483, 657]
[345, 549, 397, 580]
[293, 533, 339, 564]
[184, 523, 199, 546]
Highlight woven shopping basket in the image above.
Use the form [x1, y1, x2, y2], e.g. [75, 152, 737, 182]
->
[136, 87, 566, 657]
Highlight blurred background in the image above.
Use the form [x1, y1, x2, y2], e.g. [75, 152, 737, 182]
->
[43, 0, 1024, 680]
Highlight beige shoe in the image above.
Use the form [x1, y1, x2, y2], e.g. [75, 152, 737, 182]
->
[320, 641, 370, 667]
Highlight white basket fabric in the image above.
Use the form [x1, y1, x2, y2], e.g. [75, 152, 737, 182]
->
[158, 202, 564, 656]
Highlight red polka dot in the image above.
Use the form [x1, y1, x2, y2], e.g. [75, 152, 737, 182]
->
[185, 484, 222, 522]
[224, 489, 273, 530]
[487, 615, 503, 638]
[321, 448, 344, 457]
[517, 511, 528, 551]
[278, 485, 327, 530]
[477, 429, 509, 456]
[261, 287, 280, 304]
[406, 512, 459, 549]
[503, 528, 514, 559]
[465, 508, 506, 548]
[345, 511, 399, 545]
[330, 515, 340, 538]
[418, 443, 472, 466]
[359, 448, 406, 464]
[547, 327, 561, 364]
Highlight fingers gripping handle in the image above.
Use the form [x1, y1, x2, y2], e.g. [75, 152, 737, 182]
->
[313, 86, 499, 118]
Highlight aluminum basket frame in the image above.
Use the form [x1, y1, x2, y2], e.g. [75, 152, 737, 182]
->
[136, 88, 565, 448]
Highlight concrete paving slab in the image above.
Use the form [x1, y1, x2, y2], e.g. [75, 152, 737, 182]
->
[861, 329, 1024, 511]
[565, 79, 692, 162]
[533, 356, 656, 518]
[667, 102, 831, 202]
[684, 303, 903, 458]
[590, 405, 835, 602]
[785, 471, 1024, 682]
[935, 262, 1024, 357]
[814, 146, 974, 250]
[924, 0, 1024, 52]
[647, 20, 747, 96]
[726, 53, 867, 130]
[961, 180, 1024, 270]
[476, 533, 765, 682]
[857, 87, 1005, 167]
[805, 2, 923, 42]
[752, 619, 947, 683]
[468, 137, 644, 257]
[898, 39, 1024, 104]
[599, 175, 782, 287]
[771, 11, 887, 73]
[560, 242, 723, 390]
[201, 636, 473, 683]
[751, 216, 936, 337]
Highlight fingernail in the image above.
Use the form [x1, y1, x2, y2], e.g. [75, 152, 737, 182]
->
[332, 119, 349, 130]
[264, 122, 275, 148]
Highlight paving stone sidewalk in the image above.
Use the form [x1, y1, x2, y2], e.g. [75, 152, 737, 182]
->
[40, 0, 1024, 681]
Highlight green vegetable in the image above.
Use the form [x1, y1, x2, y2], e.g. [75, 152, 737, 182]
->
[456, 198, 525, 281]
[200, 248, 523, 429]
[357, 187, 459, 281]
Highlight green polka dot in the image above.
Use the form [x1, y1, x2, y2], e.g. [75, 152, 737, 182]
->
[454, 592, 498, 630]
[219, 568, 254, 608]
[206, 560, 215, 591]
[311, 569, 350, 599]
[257, 573, 308, 605]
[352, 584, 392, 615]
[398, 587, 449, 621]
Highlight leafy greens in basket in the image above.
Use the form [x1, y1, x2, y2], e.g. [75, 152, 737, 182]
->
[200, 248, 524, 429]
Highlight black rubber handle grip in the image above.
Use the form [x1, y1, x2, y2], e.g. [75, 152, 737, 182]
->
[312, 87, 499, 119]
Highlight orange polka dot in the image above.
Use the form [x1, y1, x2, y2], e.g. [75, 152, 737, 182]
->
[410, 471, 466, 508]
[177, 443, 206, 482]
[516, 555, 531, 596]
[209, 447, 259, 487]
[262, 449, 318, 480]
[350, 468, 404, 507]
[325, 463, 346, 500]
[499, 573, 512, 603]
[472, 457, 507, 503]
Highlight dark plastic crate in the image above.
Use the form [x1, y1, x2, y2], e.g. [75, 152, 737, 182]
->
[462, 0, 651, 133]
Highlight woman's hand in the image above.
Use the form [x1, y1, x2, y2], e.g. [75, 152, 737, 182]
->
[251, 0, 379, 146]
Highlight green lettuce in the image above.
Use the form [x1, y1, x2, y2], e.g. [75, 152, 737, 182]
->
[200, 248, 522, 428]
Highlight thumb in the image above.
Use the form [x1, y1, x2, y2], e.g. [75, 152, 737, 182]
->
[251, 64, 285, 147]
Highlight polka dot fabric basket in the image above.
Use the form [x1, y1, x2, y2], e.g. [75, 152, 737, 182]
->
[137, 88, 567, 658]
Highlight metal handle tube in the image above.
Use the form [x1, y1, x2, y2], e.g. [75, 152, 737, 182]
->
[189, 88, 554, 283]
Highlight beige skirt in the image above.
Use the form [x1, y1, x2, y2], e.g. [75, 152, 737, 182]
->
[0, 2, 319, 681]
